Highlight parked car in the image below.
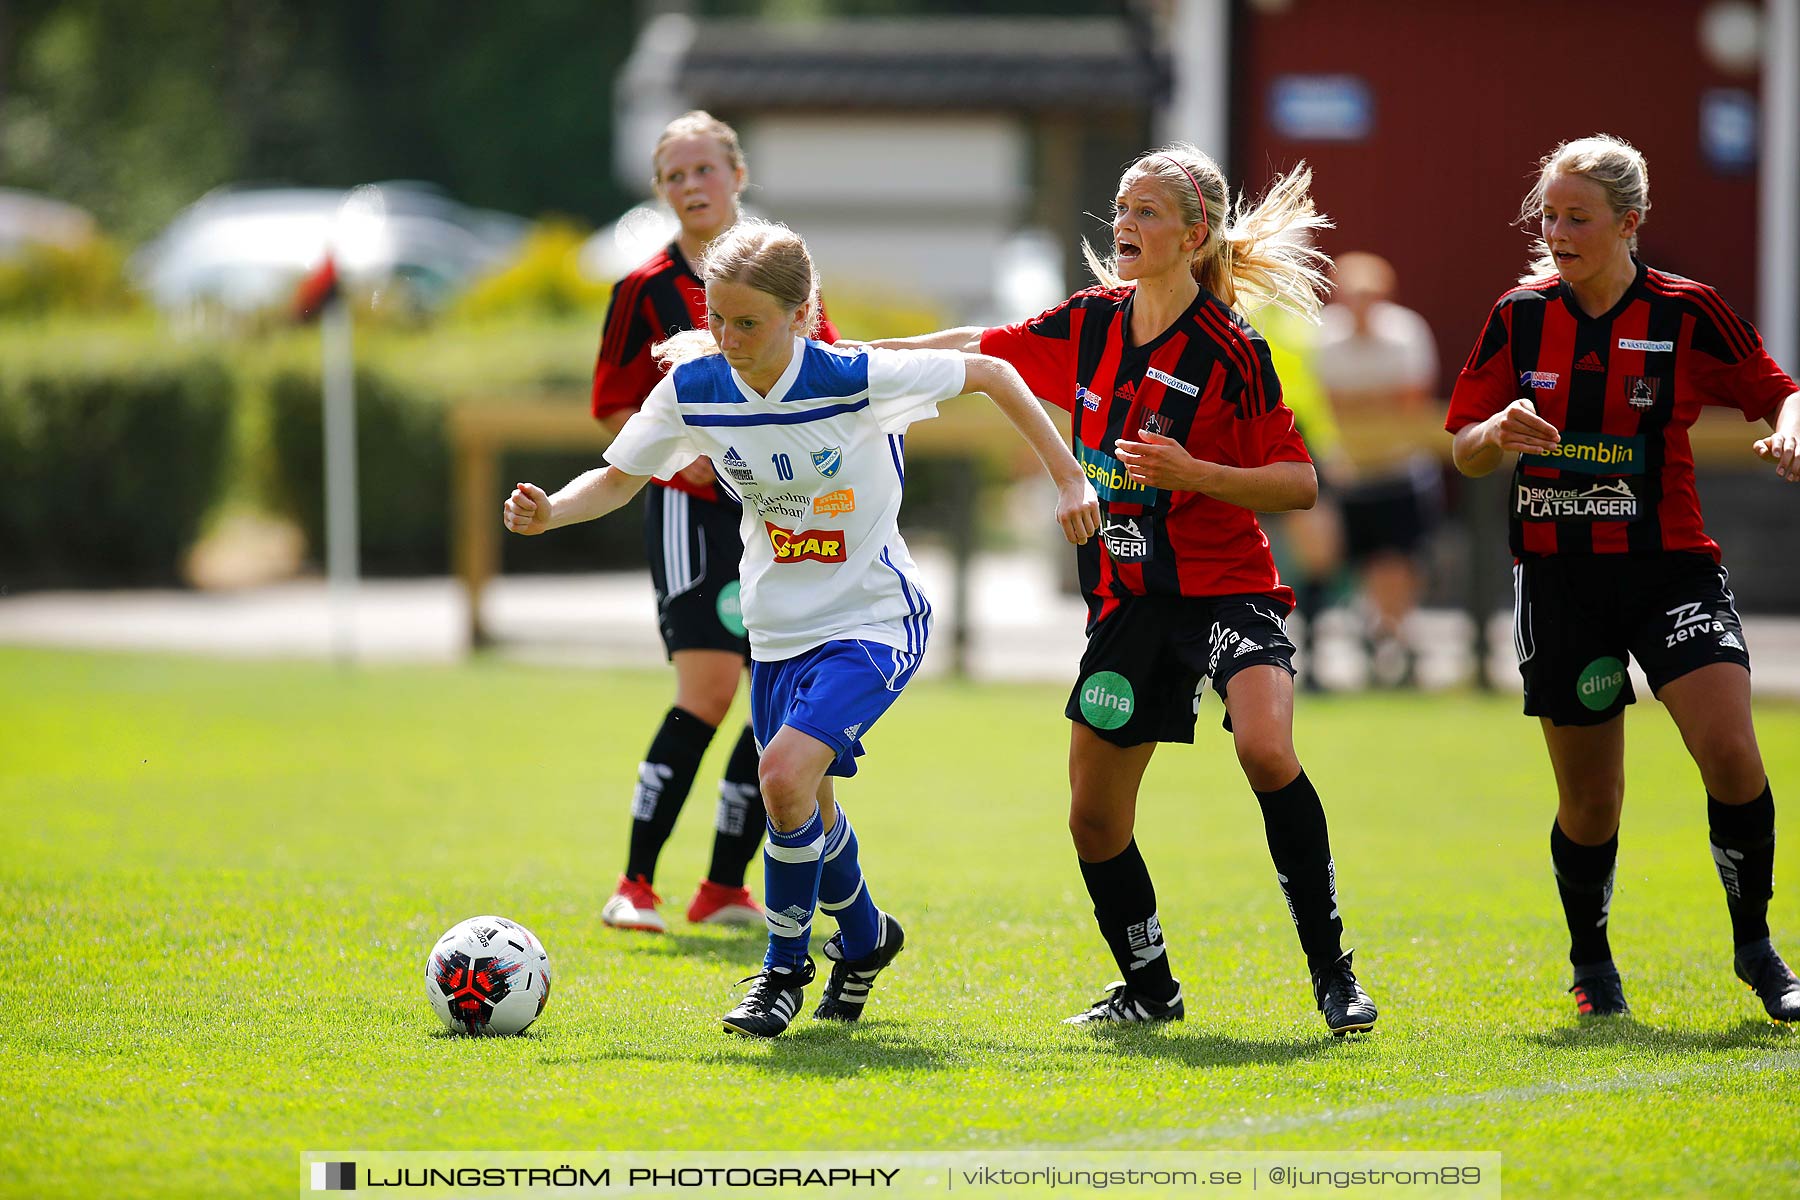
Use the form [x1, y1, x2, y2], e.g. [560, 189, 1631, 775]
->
[131, 182, 527, 319]
[0, 188, 98, 258]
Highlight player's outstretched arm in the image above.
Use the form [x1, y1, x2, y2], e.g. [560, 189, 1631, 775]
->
[866, 327, 984, 353]
[503, 466, 652, 536]
[1752, 391, 1800, 483]
[961, 354, 1100, 545]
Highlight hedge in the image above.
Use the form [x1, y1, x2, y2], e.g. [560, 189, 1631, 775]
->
[0, 355, 233, 587]
[265, 367, 453, 577]
[0, 290, 957, 586]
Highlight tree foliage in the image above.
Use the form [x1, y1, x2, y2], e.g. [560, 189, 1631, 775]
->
[0, 0, 636, 241]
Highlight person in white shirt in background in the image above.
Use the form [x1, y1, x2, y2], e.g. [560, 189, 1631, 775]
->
[1311, 252, 1442, 687]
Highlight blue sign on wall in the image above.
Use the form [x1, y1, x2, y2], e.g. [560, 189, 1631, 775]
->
[1269, 75, 1374, 142]
[1700, 89, 1757, 174]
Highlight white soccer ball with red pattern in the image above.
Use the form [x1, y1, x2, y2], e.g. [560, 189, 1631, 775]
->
[425, 916, 551, 1036]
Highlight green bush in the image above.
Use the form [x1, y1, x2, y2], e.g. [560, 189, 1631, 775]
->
[263, 372, 646, 577]
[265, 367, 452, 577]
[0, 354, 232, 586]
[449, 220, 610, 322]
[0, 293, 979, 590]
[0, 238, 140, 318]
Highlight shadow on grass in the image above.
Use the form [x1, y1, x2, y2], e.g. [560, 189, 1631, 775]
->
[433, 1015, 1367, 1079]
[595, 927, 768, 964]
[1522, 1016, 1797, 1052]
[539, 1023, 1342, 1078]
[537, 1018, 955, 1077]
[1071, 1025, 1342, 1068]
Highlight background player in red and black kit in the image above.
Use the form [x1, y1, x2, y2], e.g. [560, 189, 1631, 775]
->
[1448, 135, 1800, 1023]
[590, 111, 839, 933]
[877, 144, 1380, 1034]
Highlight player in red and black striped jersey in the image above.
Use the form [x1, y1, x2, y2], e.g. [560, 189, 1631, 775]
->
[876, 144, 1379, 1035]
[980, 281, 1308, 617]
[587, 111, 837, 936]
[593, 241, 710, 491]
[1448, 135, 1800, 1022]
[1449, 263, 1792, 561]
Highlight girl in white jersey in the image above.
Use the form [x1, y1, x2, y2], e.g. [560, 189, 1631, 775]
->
[504, 220, 1100, 1037]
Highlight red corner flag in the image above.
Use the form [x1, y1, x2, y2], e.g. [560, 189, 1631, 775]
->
[293, 254, 340, 322]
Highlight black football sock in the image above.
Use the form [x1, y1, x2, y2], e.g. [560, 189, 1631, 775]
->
[1550, 820, 1618, 971]
[705, 724, 765, 889]
[1254, 770, 1345, 974]
[1709, 782, 1775, 949]
[623, 707, 717, 883]
[1077, 839, 1179, 1004]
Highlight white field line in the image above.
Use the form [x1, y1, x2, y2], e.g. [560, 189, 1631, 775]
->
[1091, 1048, 1800, 1146]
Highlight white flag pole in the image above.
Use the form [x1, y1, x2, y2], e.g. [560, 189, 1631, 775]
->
[321, 286, 359, 664]
[318, 185, 388, 664]
[1760, 0, 1799, 369]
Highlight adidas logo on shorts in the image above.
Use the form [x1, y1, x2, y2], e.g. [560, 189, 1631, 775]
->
[1234, 638, 1261, 657]
[1720, 631, 1744, 650]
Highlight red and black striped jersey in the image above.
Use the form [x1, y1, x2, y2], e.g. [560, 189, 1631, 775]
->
[591, 240, 840, 501]
[982, 285, 1312, 623]
[1447, 261, 1795, 561]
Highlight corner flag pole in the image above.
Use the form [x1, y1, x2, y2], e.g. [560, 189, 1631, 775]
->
[321, 274, 359, 664]
[1762, 0, 1799, 369]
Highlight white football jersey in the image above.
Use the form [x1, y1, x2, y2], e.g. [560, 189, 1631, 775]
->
[604, 338, 966, 661]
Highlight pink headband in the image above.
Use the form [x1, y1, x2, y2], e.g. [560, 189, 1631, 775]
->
[1159, 154, 1209, 234]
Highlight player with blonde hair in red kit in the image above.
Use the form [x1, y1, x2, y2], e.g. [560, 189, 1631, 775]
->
[875, 144, 1381, 1035]
[1447, 134, 1800, 1022]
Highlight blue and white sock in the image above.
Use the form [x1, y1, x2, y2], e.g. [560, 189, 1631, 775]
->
[817, 802, 881, 959]
[761, 806, 825, 971]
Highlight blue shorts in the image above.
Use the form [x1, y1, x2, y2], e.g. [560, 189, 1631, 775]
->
[750, 640, 925, 778]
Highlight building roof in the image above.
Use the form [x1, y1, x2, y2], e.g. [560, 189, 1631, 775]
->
[634, 16, 1167, 112]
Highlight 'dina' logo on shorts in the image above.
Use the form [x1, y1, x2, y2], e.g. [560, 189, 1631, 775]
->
[1576, 656, 1626, 712]
[1079, 670, 1135, 730]
[715, 580, 746, 637]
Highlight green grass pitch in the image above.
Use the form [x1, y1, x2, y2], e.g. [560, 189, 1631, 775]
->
[5, 646, 1797, 1198]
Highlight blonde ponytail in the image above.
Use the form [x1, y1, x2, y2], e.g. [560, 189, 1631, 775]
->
[1202, 163, 1333, 322]
[651, 329, 719, 368]
[1083, 145, 1332, 322]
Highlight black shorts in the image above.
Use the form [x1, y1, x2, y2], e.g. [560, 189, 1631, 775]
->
[1339, 461, 1441, 563]
[1065, 594, 1297, 747]
[642, 486, 749, 658]
[1513, 552, 1749, 727]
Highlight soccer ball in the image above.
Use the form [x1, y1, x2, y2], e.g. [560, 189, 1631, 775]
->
[425, 915, 551, 1036]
